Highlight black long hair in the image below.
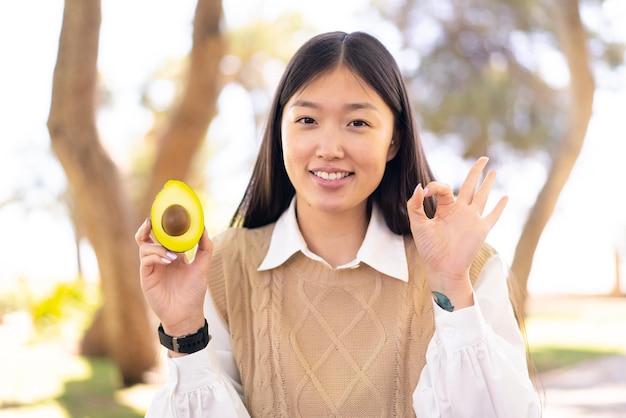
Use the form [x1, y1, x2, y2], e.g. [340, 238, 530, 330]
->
[230, 31, 436, 235]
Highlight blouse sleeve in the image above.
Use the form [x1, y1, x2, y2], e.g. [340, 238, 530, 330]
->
[145, 291, 250, 418]
[412, 254, 542, 418]
[145, 343, 250, 418]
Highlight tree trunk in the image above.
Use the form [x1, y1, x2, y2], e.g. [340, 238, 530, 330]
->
[47, 0, 156, 385]
[510, 0, 595, 315]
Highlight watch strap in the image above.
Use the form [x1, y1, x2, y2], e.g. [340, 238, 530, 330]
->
[158, 319, 211, 354]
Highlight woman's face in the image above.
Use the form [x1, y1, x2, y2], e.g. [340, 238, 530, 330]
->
[281, 66, 398, 217]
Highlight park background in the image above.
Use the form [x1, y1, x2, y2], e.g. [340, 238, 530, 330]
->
[0, 0, 625, 416]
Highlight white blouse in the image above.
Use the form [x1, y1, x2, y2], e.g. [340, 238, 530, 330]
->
[146, 201, 541, 417]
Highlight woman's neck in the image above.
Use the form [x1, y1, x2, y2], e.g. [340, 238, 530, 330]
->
[295, 201, 370, 268]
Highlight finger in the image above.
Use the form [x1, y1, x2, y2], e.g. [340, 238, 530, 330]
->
[424, 181, 455, 206]
[135, 218, 154, 246]
[141, 252, 176, 268]
[472, 170, 497, 214]
[483, 195, 509, 229]
[192, 229, 213, 271]
[138, 251, 177, 284]
[457, 157, 489, 204]
[407, 184, 429, 223]
[139, 243, 179, 265]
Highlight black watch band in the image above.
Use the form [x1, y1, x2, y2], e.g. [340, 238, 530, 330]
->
[158, 319, 211, 354]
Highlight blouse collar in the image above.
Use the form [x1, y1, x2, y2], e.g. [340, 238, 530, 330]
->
[258, 198, 409, 282]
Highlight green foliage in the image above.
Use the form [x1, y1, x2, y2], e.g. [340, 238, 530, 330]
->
[30, 280, 100, 339]
[374, 0, 624, 160]
[0, 279, 101, 341]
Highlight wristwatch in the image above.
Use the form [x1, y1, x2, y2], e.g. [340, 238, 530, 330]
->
[158, 319, 211, 354]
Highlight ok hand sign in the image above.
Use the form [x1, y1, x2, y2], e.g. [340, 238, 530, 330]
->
[407, 157, 508, 309]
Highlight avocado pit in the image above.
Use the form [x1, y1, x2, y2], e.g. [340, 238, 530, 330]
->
[162, 204, 190, 236]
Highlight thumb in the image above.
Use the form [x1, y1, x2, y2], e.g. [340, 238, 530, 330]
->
[193, 228, 213, 269]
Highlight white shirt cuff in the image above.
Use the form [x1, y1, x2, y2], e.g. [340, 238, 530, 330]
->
[168, 340, 224, 393]
[432, 294, 489, 353]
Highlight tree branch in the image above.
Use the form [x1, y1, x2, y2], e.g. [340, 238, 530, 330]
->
[139, 0, 225, 219]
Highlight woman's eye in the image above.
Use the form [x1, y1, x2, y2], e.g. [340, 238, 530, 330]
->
[297, 117, 316, 124]
[349, 119, 369, 127]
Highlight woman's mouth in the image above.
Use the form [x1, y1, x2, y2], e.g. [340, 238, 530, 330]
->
[312, 171, 352, 181]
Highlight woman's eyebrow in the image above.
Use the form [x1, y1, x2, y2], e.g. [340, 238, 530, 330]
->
[345, 102, 378, 112]
[289, 100, 318, 109]
[289, 100, 379, 112]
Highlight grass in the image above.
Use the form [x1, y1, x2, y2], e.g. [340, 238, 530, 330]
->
[0, 353, 151, 417]
[524, 295, 626, 373]
[0, 349, 153, 417]
[56, 357, 146, 418]
[529, 345, 621, 373]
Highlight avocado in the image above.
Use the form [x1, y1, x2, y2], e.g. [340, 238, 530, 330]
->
[150, 180, 204, 252]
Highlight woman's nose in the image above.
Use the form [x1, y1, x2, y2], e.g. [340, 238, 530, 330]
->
[316, 127, 344, 160]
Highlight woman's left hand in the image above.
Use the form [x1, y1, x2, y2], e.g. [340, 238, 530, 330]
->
[407, 157, 508, 309]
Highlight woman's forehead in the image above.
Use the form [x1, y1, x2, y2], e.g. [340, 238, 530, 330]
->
[288, 66, 381, 105]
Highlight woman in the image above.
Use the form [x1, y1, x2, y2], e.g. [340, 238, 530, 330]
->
[136, 31, 541, 417]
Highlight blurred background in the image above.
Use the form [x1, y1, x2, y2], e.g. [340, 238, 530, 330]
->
[0, 0, 625, 416]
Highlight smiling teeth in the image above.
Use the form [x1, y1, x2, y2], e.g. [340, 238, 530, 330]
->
[314, 171, 349, 180]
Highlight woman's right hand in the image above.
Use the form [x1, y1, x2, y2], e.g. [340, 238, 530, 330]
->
[135, 218, 213, 338]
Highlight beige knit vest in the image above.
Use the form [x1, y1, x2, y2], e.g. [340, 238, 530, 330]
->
[207, 225, 495, 418]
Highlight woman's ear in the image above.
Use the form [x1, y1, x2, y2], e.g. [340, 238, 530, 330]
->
[386, 134, 400, 162]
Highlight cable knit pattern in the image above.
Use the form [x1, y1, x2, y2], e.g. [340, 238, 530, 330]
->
[207, 226, 493, 418]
